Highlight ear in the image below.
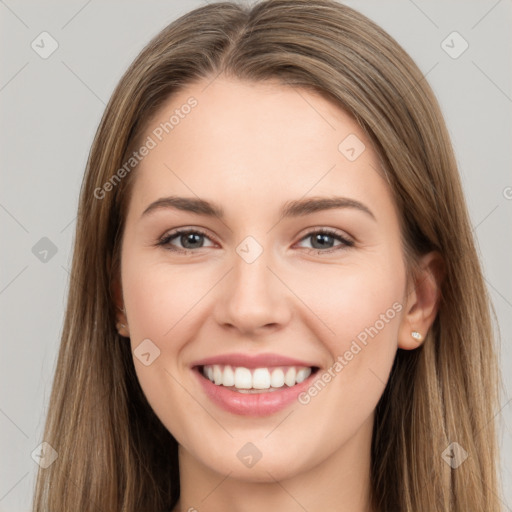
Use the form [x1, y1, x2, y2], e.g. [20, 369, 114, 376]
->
[111, 270, 130, 338]
[398, 251, 444, 350]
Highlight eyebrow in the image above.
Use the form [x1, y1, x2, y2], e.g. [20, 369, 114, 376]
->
[140, 195, 376, 221]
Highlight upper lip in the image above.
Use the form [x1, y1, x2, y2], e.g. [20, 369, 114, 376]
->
[191, 352, 319, 369]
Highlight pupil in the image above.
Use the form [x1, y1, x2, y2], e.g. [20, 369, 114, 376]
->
[183, 233, 202, 248]
[314, 234, 333, 249]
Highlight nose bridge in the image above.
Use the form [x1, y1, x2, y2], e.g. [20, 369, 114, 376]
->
[234, 242, 272, 295]
[215, 234, 290, 333]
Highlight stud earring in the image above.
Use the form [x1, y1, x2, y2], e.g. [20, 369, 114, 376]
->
[116, 322, 129, 337]
[411, 331, 422, 341]
[116, 305, 128, 333]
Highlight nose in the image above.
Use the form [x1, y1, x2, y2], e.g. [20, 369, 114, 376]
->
[213, 245, 292, 336]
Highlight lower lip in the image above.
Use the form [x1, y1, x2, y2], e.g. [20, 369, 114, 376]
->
[193, 367, 318, 416]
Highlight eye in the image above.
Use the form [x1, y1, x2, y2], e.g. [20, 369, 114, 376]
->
[156, 227, 354, 254]
[156, 228, 216, 253]
[296, 228, 354, 254]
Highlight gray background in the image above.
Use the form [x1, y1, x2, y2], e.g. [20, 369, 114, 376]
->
[0, 0, 511, 510]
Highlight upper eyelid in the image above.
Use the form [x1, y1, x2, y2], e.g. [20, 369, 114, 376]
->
[161, 227, 217, 244]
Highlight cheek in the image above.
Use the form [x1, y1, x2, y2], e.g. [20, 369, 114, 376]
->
[121, 258, 202, 441]
[294, 254, 404, 406]
[336, 273, 403, 347]
[293, 257, 404, 351]
[122, 256, 203, 344]
[120, 254, 220, 432]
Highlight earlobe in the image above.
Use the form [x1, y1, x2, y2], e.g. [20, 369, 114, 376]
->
[398, 251, 444, 350]
[111, 273, 130, 337]
[116, 319, 130, 338]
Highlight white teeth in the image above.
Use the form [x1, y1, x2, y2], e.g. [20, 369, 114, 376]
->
[223, 365, 235, 387]
[234, 367, 252, 389]
[202, 364, 313, 390]
[252, 368, 271, 389]
[213, 365, 223, 385]
[284, 367, 296, 387]
[296, 367, 311, 383]
[270, 368, 285, 388]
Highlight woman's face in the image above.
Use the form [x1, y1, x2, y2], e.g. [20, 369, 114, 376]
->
[117, 76, 411, 481]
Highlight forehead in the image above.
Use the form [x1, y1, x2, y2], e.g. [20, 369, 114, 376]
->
[153, 76, 360, 151]
[125, 76, 395, 224]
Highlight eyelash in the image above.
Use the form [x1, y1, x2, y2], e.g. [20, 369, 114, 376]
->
[155, 227, 355, 255]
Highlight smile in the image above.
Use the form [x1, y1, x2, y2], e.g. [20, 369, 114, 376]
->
[191, 354, 321, 416]
[201, 364, 314, 392]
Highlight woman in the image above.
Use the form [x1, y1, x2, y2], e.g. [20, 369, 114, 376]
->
[32, 1, 503, 510]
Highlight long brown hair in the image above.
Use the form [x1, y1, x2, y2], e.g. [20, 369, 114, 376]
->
[32, 1, 503, 510]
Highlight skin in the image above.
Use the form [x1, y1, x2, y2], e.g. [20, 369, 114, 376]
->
[113, 76, 442, 512]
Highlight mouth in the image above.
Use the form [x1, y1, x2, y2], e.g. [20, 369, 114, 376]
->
[192, 362, 320, 416]
[198, 364, 320, 393]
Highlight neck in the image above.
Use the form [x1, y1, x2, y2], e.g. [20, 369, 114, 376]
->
[173, 412, 376, 512]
